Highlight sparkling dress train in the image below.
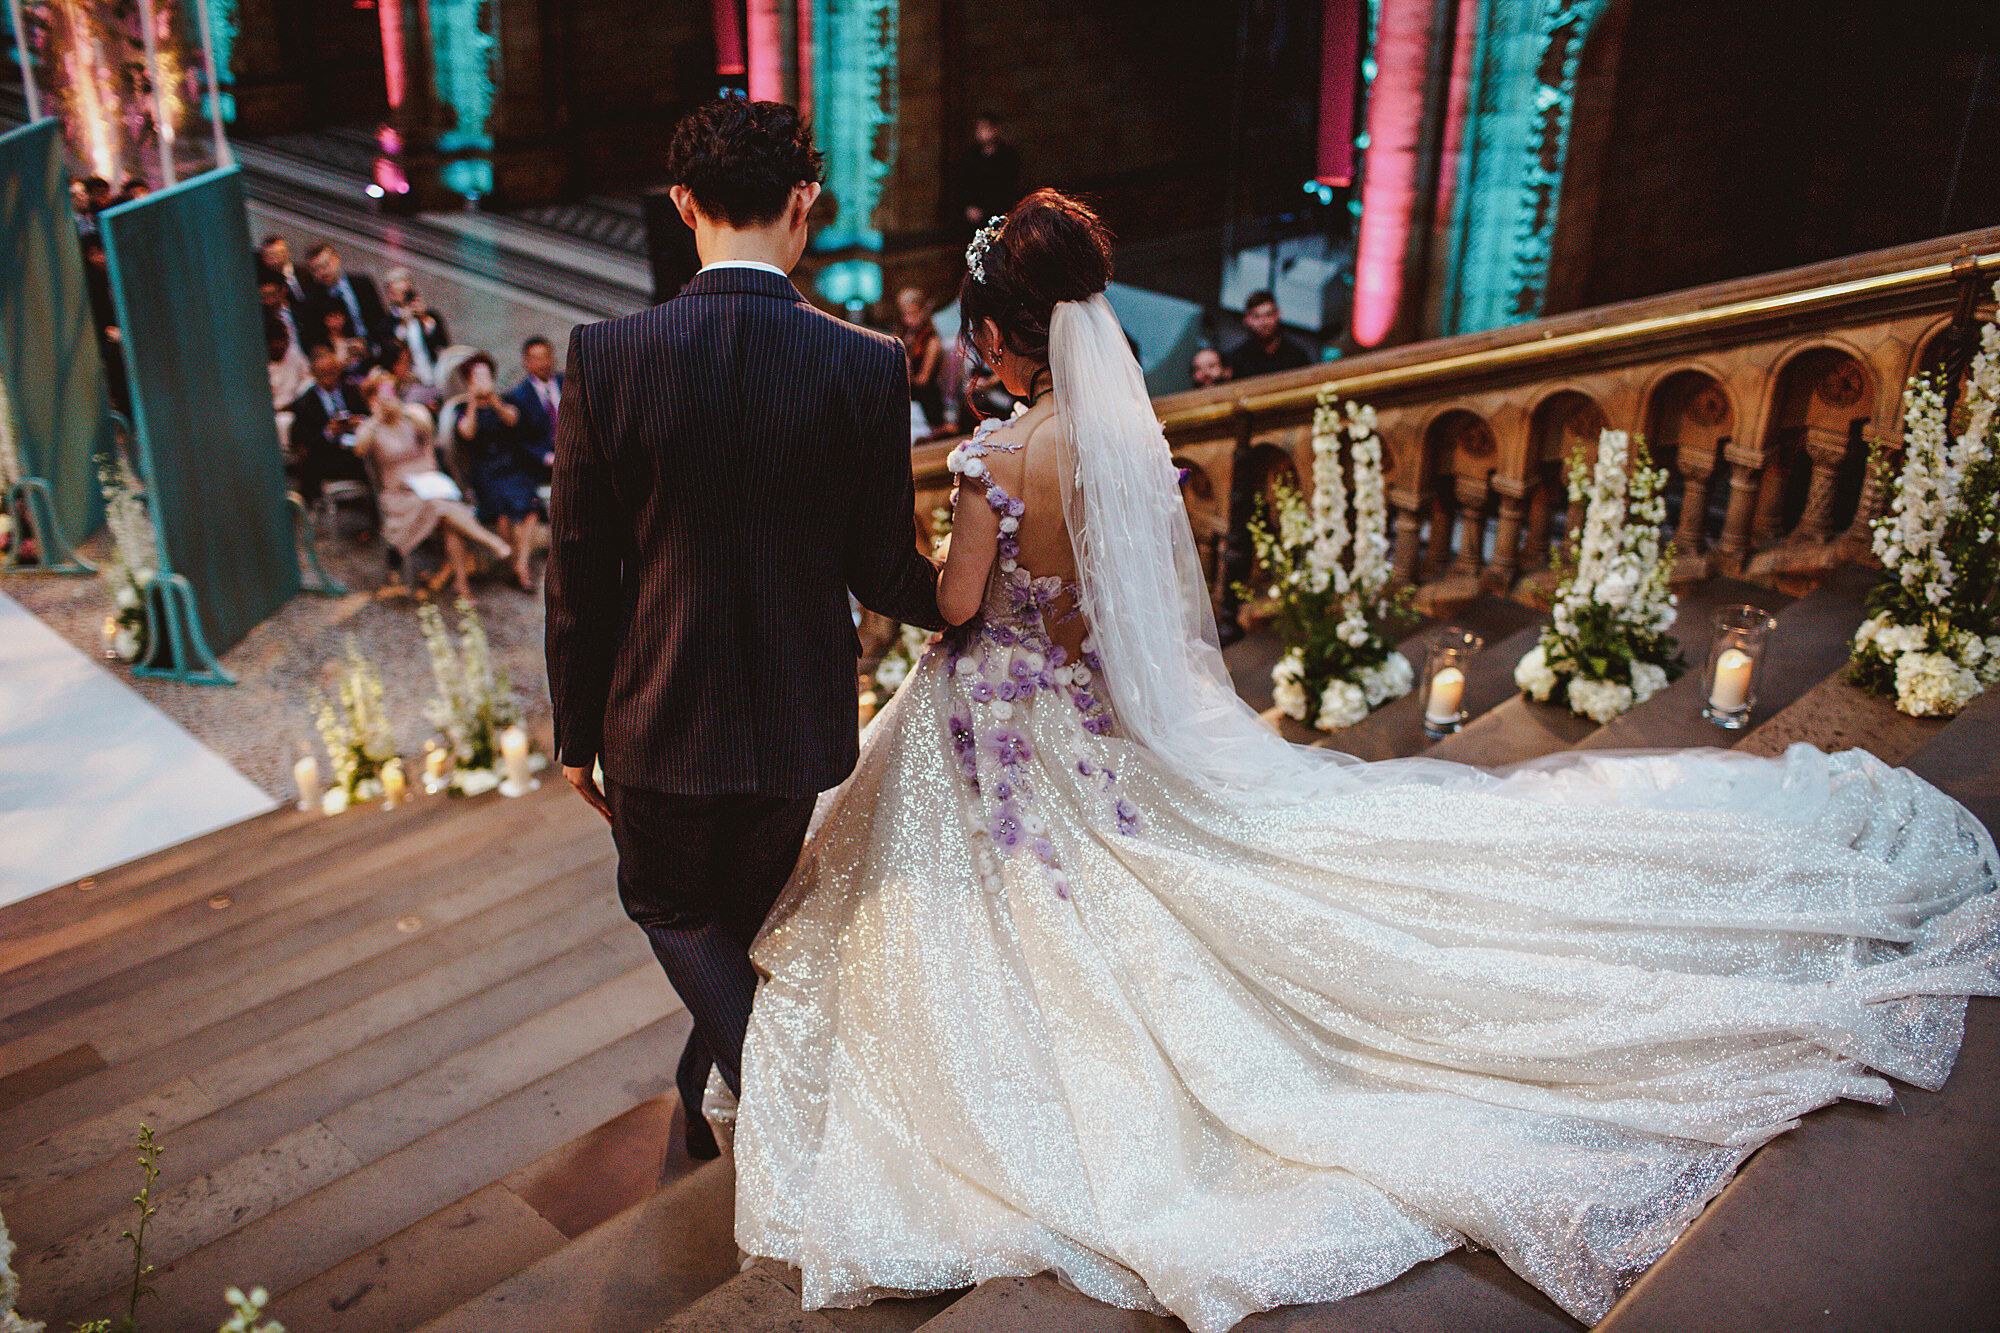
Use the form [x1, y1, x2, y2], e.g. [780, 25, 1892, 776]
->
[732, 429, 2000, 1333]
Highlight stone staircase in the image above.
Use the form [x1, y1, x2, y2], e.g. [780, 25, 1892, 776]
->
[3, 565, 1994, 1332]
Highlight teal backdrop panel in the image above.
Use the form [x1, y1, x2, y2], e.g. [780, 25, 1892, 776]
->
[97, 167, 299, 660]
[0, 119, 110, 549]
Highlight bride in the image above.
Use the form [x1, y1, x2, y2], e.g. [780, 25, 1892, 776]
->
[729, 190, 2000, 1331]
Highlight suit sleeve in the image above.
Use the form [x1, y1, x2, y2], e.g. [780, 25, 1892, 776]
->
[843, 339, 946, 632]
[543, 328, 622, 769]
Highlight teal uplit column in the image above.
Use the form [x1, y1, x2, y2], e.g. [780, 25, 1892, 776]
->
[809, 0, 897, 253]
[1438, 0, 1606, 334]
[431, 0, 498, 201]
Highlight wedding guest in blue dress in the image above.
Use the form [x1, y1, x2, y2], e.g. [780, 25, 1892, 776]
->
[454, 352, 544, 591]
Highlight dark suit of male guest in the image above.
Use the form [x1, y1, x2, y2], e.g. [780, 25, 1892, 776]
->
[504, 370, 563, 471]
[545, 264, 944, 1153]
[287, 379, 374, 518]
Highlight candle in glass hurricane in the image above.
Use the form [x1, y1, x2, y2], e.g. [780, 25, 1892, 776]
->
[499, 725, 536, 796]
[293, 755, 321, 812]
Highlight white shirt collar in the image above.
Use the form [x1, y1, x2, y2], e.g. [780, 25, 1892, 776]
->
[698, 260, 789, 278]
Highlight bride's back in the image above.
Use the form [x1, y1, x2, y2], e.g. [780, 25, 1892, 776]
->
[972, 405, 1087, 662]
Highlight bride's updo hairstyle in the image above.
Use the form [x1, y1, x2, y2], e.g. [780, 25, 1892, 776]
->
[961, 189, 1113, 366]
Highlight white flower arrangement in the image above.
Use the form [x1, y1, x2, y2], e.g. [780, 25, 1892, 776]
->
[98, 452, 159, 662]
[1850, 284, 2000, 717]
[313, 638, 399, 813]
[863, 622, 933, 715]
[1246, 389, 1412, 730]
[419, 599, 536, 792]
[1513, 429, 1681, 720]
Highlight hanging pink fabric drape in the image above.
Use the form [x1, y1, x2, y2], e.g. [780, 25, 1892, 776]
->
[1351, 0, 1435, 346]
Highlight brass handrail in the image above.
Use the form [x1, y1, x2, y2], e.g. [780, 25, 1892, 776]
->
[1157, 250, 2000, 433]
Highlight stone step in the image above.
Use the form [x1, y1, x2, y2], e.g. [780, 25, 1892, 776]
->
[0, 808, 605, 1096]
[1424, 577, 1786, 767]
[654, 1258, 963, 1333]
[1317, 619, 1544, 762]
[4, 917, 648, 1249]
[0, 791, 590, 1081]
[412, 1158, 739, 1333]
[1245, 595, 1542, 751]
[16, 957, 674, 1317]
[266, 1094, 708, 1333]
[0, 869, 621, 1199]
[52, 1009, 691, 1331]
[1591, 682, 2000, 1331]
[1578, 562, 1874, 753]
[0, 790, 517, 1021]
[1733, 675, 1947, 764]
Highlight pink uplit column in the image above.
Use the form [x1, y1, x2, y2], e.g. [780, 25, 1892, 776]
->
[377, 0, 406, 108]
[1351, 0, 1436, 347]
[1316, 0, 1360, 187]
[714, 0, 747, 79]
[747, 0, 784, 101]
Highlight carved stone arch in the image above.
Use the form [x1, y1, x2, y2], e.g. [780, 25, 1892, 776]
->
[1643, 369, 1735, 554]
[1518, 389, 1606, 572]
[1755, 342, 1877, 546]
[1415, 408, 1498, 581]
[1909, 316, 1955, 387]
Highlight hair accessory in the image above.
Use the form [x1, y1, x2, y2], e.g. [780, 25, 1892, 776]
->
[966, 216, 1006, 283]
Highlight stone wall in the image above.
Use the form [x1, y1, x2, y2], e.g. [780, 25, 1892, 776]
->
[1551, 0, 2000, 315]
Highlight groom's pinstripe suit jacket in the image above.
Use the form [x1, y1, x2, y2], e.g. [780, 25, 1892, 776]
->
[544, 265, 946, 799]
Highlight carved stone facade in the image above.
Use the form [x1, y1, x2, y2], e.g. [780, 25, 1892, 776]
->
[912, 227, 2000, 616]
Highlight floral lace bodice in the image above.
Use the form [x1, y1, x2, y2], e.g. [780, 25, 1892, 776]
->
[939, 414, 1141, 897]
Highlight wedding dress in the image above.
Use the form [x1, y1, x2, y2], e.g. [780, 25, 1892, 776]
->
[733, 298, 2000, 1332]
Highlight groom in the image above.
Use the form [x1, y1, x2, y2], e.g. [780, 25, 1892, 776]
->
[545, 98, 945, 1158]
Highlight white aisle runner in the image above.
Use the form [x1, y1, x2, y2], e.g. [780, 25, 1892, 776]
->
[0, 591, 278, 908]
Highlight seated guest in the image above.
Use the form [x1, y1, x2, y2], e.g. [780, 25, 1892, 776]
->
[315, 308, 371, 383]
[383, 339, 442, 417]
[502, 335, 562, 471]
[383, 268, 450, 386]
[258, 265, 312, 357]
[268, 317, 312, 460]
[896, 287, 946, 434]
[1224, 289, 1313, 380]
[457, 353, 543, 591]
[354, 369, 510, 601]
[268, 317, 313, 410]
[259, 234, 315, 305]
[1191, 345, 1232, 389]
[306, 242, 391, 356]
[72, 176, 112, 237]
[287, 345, 375, 519]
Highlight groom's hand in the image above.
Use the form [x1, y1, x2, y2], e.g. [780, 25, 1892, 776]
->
[564, 764, 613, 824]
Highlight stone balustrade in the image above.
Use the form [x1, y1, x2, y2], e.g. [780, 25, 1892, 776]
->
[912, 227, 2000, 614]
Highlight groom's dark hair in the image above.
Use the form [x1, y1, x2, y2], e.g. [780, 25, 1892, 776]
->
[666, 99, 824, 228]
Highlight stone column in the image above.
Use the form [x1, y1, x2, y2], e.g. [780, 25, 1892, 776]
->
[1389, 490, 1424, 586]
[1425, 491, 1455, 579]
[1841, 432, 1898, 553]
[1451, 475, 1489, 577]
[1717, 457, 1762, 570]
[1794, 425, 1850, 542]
[1750, 456, 1790, 547]
[1488, 479, 1529, 589]
[1519, 480, 1553, 572]
[1672, 450, 1716, 554]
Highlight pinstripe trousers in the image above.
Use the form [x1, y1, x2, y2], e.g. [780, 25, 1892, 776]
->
[603, 779, 816, 1153]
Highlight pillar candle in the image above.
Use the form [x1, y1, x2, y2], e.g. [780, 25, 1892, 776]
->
[424, 744, 448, 785]
[1425, 666, 1466, 724]
[382, 758, 406, 808]
[1710, 648, 1753, 712]
[501, 725, 532, 792]
[294, 755, 321, 812]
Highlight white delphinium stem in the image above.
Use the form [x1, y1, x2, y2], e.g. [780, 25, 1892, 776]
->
[1875, 377, 1954, 596]
[1573, 429, 1630, 589]
[1307, 388, 1350, 595]
[1348, 403, 1390, 600]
